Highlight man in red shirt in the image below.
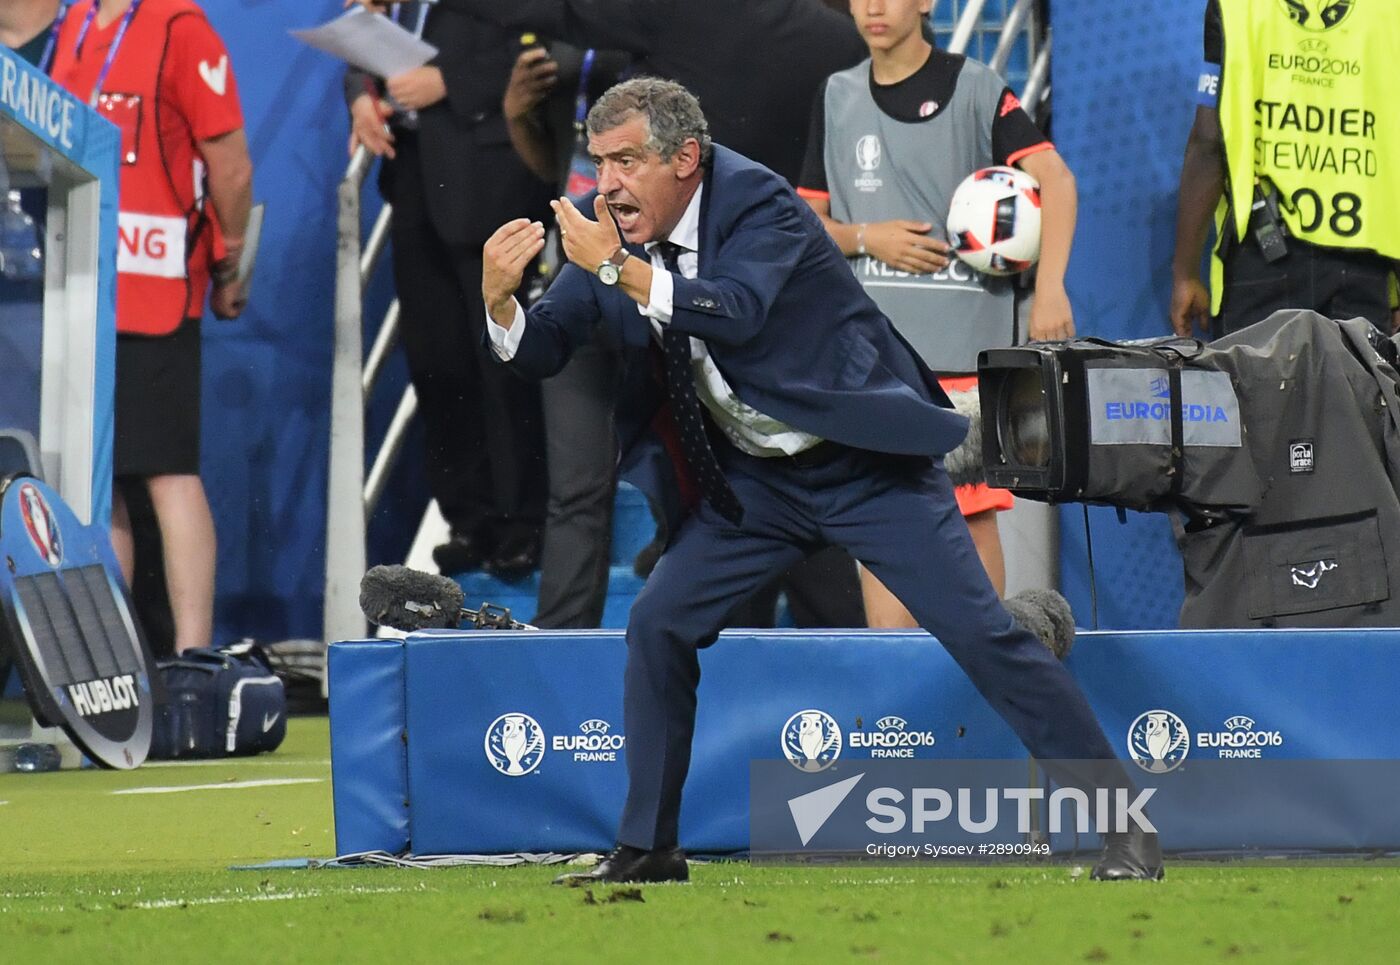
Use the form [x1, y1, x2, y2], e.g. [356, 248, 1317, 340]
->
[51, 0, 253, 653]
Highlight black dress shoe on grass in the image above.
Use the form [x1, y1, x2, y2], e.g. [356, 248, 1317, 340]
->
[1091, 826, 1165, 881]
[552, 845, 689, 885]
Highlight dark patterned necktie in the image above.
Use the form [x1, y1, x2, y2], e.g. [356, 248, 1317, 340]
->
[655, 241, 745, 526]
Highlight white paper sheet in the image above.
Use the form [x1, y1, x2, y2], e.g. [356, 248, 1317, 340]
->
[290, 10, 437, 78]
[236, 203, 265, 298]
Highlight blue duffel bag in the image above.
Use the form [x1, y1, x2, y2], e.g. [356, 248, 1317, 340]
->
[151, 642, 287, 759]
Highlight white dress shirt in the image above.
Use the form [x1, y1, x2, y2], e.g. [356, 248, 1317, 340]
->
[486, 186, 821, 456]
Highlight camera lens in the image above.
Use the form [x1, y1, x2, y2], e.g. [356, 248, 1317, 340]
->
[998, 369, 1051, 468]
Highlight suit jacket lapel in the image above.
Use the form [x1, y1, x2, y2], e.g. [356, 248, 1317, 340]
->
[696, 162, 717, 277]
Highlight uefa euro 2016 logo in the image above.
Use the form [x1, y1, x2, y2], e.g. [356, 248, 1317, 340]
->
[782, 709, 843, 772]
[855, 135, 881, 172]
[1127, 710, 1190, 774]
[484, 712, 546, 776]
[1279, 0, 1356, 33]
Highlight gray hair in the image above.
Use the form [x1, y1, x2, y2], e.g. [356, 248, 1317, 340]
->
[586, 77, 713, 165]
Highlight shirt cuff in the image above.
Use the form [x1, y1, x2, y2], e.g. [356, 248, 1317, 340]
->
[640, 266, 675, 325]
[485, 299, 526, 360]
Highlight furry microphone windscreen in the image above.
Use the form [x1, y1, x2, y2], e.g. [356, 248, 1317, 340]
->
[358, 564, 466, 631]
[944, 385, 985, 488]
[1003, 587, 1076, 661]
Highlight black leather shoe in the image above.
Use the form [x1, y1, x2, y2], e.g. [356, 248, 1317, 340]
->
[486, 527, 541, 578]
[552, 845, 689, 885]
[432, 531, 490, 575]
[1091, 826, 1164, 881]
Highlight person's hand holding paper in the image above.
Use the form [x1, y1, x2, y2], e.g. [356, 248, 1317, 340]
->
[386, 67, 447, 112]
[291, 6, 437, 79]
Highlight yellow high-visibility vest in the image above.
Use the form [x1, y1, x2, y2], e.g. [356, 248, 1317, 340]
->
[1217, 0, 1400, 261]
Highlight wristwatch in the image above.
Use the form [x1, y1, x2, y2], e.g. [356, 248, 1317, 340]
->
[597, 247, 629, 286]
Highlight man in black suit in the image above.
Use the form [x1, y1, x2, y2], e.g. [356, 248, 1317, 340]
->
[345, 4, 552, 576]
[482, 78, 1163, 885]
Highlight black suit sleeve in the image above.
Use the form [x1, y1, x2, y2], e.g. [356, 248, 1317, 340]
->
[432, 45, 507, 123]
[342, 14, 504, 125]
[344, 66, 381, 109]
[797, 82, 830, 196]
[431, 0, 667, 55]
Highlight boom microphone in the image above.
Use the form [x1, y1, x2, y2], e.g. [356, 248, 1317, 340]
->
[1003, 588, 1076, 661]
[359, 565, 466, 631]
[358, 565, 530, 631]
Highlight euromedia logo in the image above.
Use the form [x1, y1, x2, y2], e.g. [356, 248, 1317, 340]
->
[1087, 368, 1243, 448]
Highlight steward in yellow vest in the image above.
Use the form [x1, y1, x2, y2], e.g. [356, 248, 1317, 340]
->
[1170, 0, 1398, 339]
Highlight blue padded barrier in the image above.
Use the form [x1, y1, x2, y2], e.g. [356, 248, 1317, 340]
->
[1067, 630, 1400, 761]
[333, 629, 1022, 855]
[1053, 630, 1400, 854]
[329, 628, 1400, 856]
[328, 641, 410, 856]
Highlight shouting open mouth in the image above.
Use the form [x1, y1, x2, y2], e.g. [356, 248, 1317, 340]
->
[609, 199, 642, 235]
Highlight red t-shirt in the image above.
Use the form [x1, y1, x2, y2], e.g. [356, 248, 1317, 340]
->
[52, 0, 244, 332]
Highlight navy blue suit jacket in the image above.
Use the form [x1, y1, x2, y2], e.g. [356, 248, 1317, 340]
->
[503, 145, 969, 528]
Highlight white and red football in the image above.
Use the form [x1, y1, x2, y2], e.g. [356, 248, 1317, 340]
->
[945, 165, 1042, 277]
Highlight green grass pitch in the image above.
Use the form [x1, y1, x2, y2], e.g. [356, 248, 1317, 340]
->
[2, 718, 1399, 963]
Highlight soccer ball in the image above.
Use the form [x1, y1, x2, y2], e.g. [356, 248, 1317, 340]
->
[945, 166, 1042, 276]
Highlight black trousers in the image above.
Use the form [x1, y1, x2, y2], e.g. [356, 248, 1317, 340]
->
[534, 342, 620, 628]
[1215, 236, 1392, 339]
[387, 154, 546, 539]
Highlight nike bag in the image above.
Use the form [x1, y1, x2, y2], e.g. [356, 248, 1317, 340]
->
[151, 642, 286, 759]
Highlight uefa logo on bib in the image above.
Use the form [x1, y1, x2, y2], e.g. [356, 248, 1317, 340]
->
[781, 709, 843, 772]
[1277, 0, 1356, 34]
[1127, 709, 1190, 773]
[484, 712, 546, 776]
[855, 135, 882, 172]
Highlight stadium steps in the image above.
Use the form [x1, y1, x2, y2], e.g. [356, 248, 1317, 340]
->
[449, 482, 655, 629]
[932, 0, 1033, 93]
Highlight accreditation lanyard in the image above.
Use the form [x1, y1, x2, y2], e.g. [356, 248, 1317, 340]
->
[72, 0, 143, 108]
[573, 48, 597, 133]
[36, 3, 71, 75]
[564, 50, 600, 204]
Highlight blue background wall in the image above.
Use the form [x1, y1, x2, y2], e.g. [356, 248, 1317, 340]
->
[1051, 0, 1206, 629]
[199, 1, 419, 646]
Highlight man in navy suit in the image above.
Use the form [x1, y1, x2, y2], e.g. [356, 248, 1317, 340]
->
[482, 78, 1162, 884]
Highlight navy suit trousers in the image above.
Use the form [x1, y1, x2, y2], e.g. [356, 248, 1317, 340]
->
[618, 443, 1123, 851]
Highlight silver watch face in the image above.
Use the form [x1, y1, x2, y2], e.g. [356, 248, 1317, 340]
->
[598, 263, 621, 286]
